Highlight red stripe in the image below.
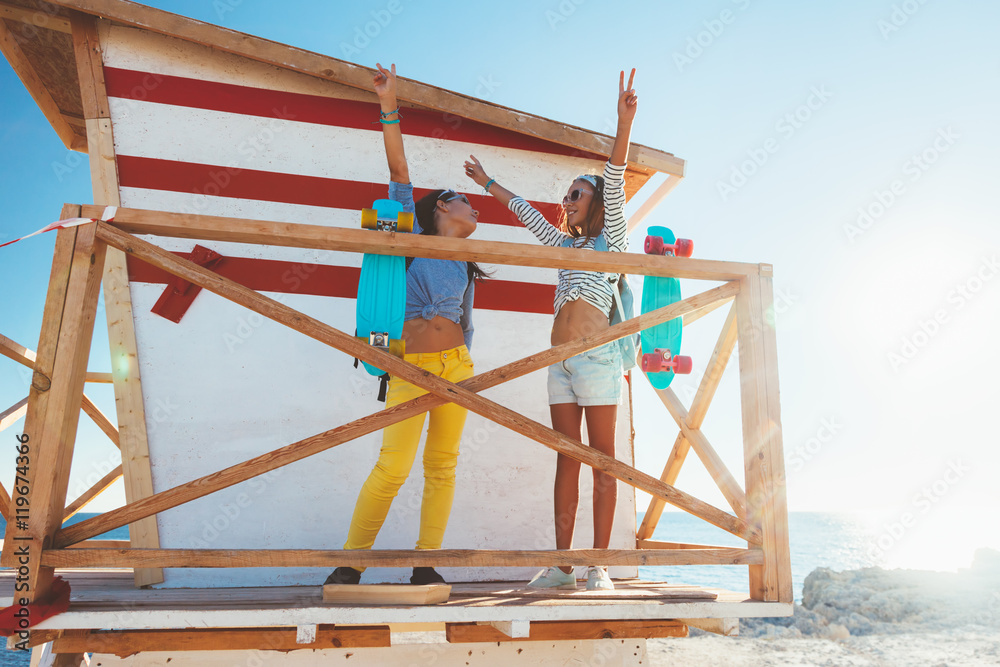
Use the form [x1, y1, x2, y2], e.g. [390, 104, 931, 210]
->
[105, 67, 608, 163]
[127, 254, 554, 315]
[116, 155, 563, 228]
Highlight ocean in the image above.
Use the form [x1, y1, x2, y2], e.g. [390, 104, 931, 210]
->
[0, 511, 974, 664]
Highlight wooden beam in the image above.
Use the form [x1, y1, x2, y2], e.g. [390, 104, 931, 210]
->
[0, 221, 107, 602]
[55, 278, 742, 549]
[683, 296, 734, 327]
[65, 540, 129, 549]
[79, 393, 120, 448]
[76, 224, 758, 544]
[51, 626, 392, 656]
[637, 539, 742, 551]
[736, 272, 791, 602]
[63, 464, 122, 521]
[0, 19, 79, 150]
[447, 619, 688, 643]
[48, 0, 683, 176]
[627, 175, 684, 233]
[655, 388, 747, 518]
[0, 396, 28, 432]
[72, 16, 163, 587]
[1, 219, 78, 571]
[0, 332, 37, 367]
[41, 547, 765, 569]
[757, 269, 792, 603]
[84, 371, 113, 383]
[0, 3, 73, 33]
[82, 204, 760, 281]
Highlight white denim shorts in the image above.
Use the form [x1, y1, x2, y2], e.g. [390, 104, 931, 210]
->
[547, 342, 623, 406]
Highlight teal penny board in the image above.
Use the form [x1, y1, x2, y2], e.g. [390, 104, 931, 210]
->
[640, 225, 683, 390]
[356, 199, 410, 376]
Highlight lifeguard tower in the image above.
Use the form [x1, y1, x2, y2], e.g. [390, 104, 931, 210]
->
[0, 1, 791, 664]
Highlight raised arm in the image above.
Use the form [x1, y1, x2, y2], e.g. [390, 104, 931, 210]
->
[374, 63, 408, 184]
[610, 68, 638, 167]
[464, 155, 570, 247]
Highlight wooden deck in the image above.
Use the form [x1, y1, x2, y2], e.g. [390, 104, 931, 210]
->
[1, 569, 791, 634]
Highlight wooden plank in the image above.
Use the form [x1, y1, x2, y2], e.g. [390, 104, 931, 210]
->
[0, 396, 28, 432]
[83, 204, 760, 281]
[41, 547, 764, 569]
[80, 225, 758, 545]
[683, 296, 734, 327]
[73, 19, 162, 586]
[655, 388, 747, 518]
[688, 303, 739, 428]
[735, 275, 774, 601]
[0, 18, 78, 150]
[65, 540, 129, 549]
[447, 619, 687, 643]
[47, 0, 683, 176]
[635, 433, 689, 541]
[0, 332, 37, 367]
[54, 267, 738, 548]
[757, 270, 793, 603]
[79, 393, 119, 448]
[4, 222, 107, 601]
[0, 219, 78, 570]
[0, 3, 73, 33]
[322, 583, 451, 605]
[62, 464, 122, 521]
[637, 540, 741, 551]
[84, 371, 113, 383]
[51, 625, 392, 655]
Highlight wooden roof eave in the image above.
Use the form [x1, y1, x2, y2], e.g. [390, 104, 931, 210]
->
[45, 0, 685, 178]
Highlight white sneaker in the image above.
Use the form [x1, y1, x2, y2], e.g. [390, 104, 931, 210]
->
[526, 566, 577, 590]
[585, 566, 614, 591]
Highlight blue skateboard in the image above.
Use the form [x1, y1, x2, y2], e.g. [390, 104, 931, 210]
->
[355, 199, 413, 376]
[639, 225, 694, 389]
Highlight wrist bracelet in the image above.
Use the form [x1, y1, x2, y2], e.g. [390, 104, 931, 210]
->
[379, 118, 401, 125]
[380, 108, 402, 118]
[484, 178, 496, 194]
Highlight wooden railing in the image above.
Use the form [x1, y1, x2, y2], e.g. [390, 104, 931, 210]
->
[1, 203, 791, 605]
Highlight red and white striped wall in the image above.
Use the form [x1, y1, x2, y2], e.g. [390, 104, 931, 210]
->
[101, 25, 637, 587]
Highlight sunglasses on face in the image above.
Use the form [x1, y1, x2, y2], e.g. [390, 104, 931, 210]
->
[438, 190, 470, 206]
[563, 188, 594, 204]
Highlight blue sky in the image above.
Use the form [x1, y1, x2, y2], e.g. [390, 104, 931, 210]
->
[1, 0, 998, 570]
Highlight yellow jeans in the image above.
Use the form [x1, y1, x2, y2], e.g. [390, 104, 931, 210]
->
[344, 345, 474, 565]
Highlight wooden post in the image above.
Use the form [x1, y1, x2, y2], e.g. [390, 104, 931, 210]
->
[735, 268, 791, 602]
[72, 13, 163, 587]
[0, 221, 107, 603]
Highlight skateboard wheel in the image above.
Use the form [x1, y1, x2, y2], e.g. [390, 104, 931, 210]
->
[641, 353, 661, 373]
[361, 208, 378, 230]
[397, 212, 414, 233]
[674, 355, 693, 374]
[644, 235, 664, 255]
[676, 238, 694, 258]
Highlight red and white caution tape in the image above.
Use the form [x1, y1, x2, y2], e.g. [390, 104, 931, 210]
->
[0, 206, 117, 249]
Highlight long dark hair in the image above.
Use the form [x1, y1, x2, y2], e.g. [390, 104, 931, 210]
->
[414, 190, 491, 282]
[559, 175, 606, 243]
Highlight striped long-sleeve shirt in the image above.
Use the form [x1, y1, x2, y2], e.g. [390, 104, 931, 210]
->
[508, 161, 628, 317]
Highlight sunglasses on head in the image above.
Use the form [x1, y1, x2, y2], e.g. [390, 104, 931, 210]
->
[437, 190, 469, 206]
[563, 188, 594, 204]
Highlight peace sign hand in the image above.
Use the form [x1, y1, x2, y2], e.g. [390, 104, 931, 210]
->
[373, 62, 396, 100]
[618, 68, 638, 123]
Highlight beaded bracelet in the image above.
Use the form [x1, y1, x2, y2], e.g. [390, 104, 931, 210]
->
[379, 118, 401, 125]
[484, 178, 496, 194]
